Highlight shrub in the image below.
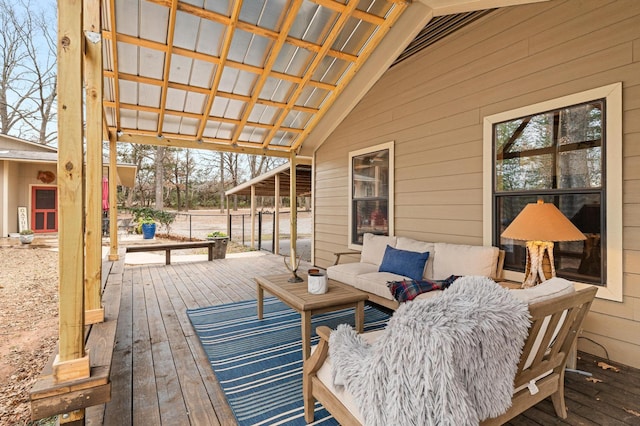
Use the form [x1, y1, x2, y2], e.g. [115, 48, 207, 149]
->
[155, 210, 177, 235]
[207, 231, 227, 238]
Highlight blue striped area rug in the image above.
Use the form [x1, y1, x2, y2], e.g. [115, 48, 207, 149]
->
[187, 297, 390, 426]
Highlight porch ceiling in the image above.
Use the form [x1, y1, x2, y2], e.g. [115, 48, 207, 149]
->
[101, 0, 549, 158]
[225, 160, 313, 196]
[102, 0, 411, 157]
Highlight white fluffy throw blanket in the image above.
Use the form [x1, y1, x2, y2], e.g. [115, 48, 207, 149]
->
[329, 276, 530, 426]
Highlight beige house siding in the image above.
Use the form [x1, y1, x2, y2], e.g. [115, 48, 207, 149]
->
[313, 0, 640, 368]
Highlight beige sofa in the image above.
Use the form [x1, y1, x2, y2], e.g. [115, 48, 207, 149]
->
[327, 233, 505, 309]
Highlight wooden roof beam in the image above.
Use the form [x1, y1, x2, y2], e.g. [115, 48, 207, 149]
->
[292, 2, 410, 151]
[231, 0, 305, 145]
[146, 0, 359, 62]
[196, 0, 242, 140]
[262, 0, 359, 148]
[104, 101, 302, 134]
[101, 34, 337, 92]
[106, 0, 120, 129]
[310, 0, 385, 26]
[103, 70, 321, 114]
[157, 0, 179, 136]
[115, 131, 292, 158]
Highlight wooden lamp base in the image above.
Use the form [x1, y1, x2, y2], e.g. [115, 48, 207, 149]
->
[522, 241, 556, 288]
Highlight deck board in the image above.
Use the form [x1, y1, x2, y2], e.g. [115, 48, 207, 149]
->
[91, 252, 640, 425]
[131, 268, 161, 425]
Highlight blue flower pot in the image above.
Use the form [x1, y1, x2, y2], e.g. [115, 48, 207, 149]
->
[141, 223, 156, 239]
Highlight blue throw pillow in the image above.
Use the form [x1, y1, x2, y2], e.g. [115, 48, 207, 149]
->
[378, 245, 429, 281]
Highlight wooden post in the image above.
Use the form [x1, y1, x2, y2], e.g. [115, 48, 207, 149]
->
[108, 133, 119, 261]
[250, 185, 256, 249]
[55, 0, 89, 379]
[289, 154, 297, 261]
[83, 0, 104, 325]
[274, 172, 280, 255]
[226, 195, 231, 237]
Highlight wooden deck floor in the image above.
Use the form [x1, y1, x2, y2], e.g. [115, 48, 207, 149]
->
[87, 253, 640, 425]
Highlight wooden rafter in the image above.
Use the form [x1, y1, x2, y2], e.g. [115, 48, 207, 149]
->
[101, 33, 338, 93]
[106, 0, 120, 130]
[102, 0, 411, 155]
[103, 70, 321, 114]
[262, 0, 360, 148]
[115, 131, 292, 158]
[313, 0, 385, 26]
[104, 100, 304, 133]
[231, 0, 305, 145]
[292, 1, 409, 151]
[102, 108, 110, 140]
[157, 0, 179, 135]
[145, 0, 360, 63]
[195, 0, 243, 141]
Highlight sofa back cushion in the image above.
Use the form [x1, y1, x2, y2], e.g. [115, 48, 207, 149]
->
[396, 237, 434, 279]
[432, 243, 499, 279]
[361, 233, 397, 266]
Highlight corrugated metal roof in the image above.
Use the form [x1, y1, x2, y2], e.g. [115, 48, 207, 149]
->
[102, 0, 411, 156]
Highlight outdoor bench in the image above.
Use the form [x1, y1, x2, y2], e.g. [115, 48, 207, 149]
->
[125, 240, 227, 265]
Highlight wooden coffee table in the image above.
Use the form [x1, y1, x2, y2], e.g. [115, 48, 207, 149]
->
[255, 273, 368, 360]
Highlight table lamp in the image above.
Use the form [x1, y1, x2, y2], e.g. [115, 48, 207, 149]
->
[501, 200, 586, 288]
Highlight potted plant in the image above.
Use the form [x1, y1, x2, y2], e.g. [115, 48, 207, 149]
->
[206, 231, 229, 259]
[19, 229, 35, 244]
[206, 231, 227, 239]
[140, 216, 157, 239]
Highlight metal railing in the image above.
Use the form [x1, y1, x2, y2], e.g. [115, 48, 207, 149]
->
[170, 210, 311, 260]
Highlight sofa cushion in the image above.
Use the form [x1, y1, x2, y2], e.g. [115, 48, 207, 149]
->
[387, 275, 460, 302]
[360, 233, 397, 266]
[396, 237, 434, 279]
[355, 271, 408, 301]
[509, 277, 575, 304]
[327, 262, 379, 286]
[433, 243, 499, 279]
[378, 245, 429, 281]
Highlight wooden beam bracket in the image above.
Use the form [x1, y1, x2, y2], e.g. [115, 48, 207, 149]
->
[85, 308, 105, 325]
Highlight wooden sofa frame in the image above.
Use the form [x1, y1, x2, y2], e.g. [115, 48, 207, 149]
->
[332, 249, 506, 311]
[303, 285, 598, 425]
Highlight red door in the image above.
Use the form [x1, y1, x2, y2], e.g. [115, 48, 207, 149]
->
[31, 186, 58, 233]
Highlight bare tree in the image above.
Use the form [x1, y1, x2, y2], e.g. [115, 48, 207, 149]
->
[0, 0, 57, 144]
[155, 146, 166, 210]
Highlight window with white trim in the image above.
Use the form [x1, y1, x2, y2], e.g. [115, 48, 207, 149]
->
[483, 84, 622, 301]
[348, 141, 394, 248]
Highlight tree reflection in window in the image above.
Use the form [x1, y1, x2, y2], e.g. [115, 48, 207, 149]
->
[494, 100, 604, 285]
[351, 149, 390, 245]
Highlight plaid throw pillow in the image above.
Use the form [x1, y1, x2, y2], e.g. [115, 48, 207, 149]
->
[387, 275, 460, 303]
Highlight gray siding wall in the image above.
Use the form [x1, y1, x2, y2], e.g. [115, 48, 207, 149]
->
[314, 0, 640, 368]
